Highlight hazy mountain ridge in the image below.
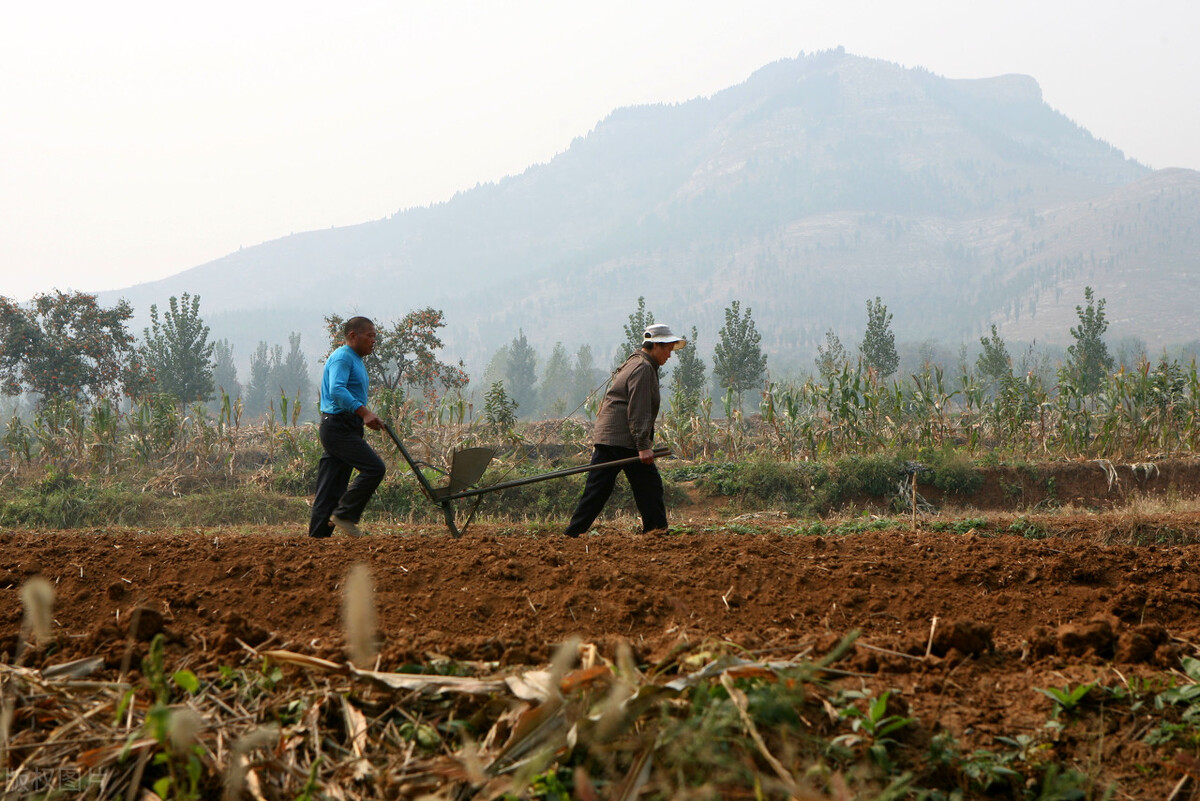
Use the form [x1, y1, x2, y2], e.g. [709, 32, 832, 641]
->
[991, 168, 1200, 344]
[97, 49, 1196, 377]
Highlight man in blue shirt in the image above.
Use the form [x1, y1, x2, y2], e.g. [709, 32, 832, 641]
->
[308, 316, 386, 537]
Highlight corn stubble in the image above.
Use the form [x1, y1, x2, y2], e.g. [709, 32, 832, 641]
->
[0, 620, 881, 800]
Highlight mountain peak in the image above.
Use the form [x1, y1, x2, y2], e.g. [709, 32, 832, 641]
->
[98, 53, 1184, 378]
[950, 72, 1043, 104]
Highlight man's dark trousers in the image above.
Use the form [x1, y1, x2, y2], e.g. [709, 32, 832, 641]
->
[565, 444, 667, 536]
[308, 412, 386, 538]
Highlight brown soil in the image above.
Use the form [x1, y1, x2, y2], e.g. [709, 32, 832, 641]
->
[4, 461, 1200, 795]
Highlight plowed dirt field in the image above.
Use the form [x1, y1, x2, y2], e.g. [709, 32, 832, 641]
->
[4, 503, 1200, 795]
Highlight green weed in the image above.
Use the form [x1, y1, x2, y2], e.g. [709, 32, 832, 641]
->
[1008, 516, 1050, 539]
[829, 690, 914, 772]
[1036, 682, 1097, 719]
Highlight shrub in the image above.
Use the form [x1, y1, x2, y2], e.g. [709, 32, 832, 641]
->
[833, 453, 906, 497]
[929, 450, 984, 495]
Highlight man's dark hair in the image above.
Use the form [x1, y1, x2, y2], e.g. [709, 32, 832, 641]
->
[344, 316, 374, 338]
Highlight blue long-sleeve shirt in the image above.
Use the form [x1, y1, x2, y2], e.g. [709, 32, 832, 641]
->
[319, 345, 369, 415]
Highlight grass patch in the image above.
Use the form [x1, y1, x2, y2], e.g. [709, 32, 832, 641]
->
[928, 517, 990, 534]
[783, 517, 904, 536]
[155, 489, 305, 527]
[1007, 516, 1050, 539]
[684, 455, 914, 517]
[0, 477, 306, 529]
[677, 451, 1028, 518]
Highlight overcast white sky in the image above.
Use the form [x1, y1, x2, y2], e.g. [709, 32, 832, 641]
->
[2, 0, 1196, 302]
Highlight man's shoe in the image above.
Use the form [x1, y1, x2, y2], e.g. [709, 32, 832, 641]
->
[330, 515, 365, 537]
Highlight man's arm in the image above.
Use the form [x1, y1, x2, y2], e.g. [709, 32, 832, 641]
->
[625, 361, 658, 461]
[356, 405, 383, 430]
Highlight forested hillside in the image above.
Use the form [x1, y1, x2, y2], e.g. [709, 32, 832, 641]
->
[96, 49, 1197, 377]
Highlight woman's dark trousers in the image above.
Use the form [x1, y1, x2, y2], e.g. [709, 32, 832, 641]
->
[308, 412, 387, 538]
[565, 444, 667, 536]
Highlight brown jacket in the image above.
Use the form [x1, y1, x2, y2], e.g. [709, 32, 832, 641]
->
[592, 350, 661, 450]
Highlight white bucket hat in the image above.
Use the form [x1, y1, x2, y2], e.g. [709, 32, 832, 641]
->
[643, 323, 687, 351]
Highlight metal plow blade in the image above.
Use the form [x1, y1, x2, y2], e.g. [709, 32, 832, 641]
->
[433, 447, 496, 498]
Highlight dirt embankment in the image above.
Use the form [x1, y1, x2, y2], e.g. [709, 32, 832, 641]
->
[924, 457, 1194, 511]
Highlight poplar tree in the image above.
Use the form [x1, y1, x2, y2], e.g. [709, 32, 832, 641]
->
[669, 326, 706, 418]
[859, 297, 899, 379]
[275, 332, 311, 409]
[976, 324, 1012, 396]
[141, 293, 215, 404]
[713, 301, 767, 412]
[1064, 286, 1114, 395]
[210, 339, 241, 408]
[616, 296, 655, 366]
[815, 328, 849, 379]
[538, 342, 574, 418]
[245, 341, 279, 418]
[505, 329, 538, 416]
[572, 345, 606, 414]
[483, 345, 511, 390]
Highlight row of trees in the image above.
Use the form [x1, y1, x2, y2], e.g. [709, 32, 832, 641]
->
[814, 288, 1116, 399]
[481, 287, 1092, 426]
[0, 291, 318, 420]
[478, 298, 771, 422]
[0, 291, 470, 423]
[0, 285, 1122, 428]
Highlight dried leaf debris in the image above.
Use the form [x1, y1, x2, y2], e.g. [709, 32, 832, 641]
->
[1, 634, 848, 800]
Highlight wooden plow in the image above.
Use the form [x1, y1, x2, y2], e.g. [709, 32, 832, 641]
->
[383, 424, 670, 537]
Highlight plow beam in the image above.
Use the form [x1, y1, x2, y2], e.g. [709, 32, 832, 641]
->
[438, 446, 673, 502]
[383, 423, 673, 537]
